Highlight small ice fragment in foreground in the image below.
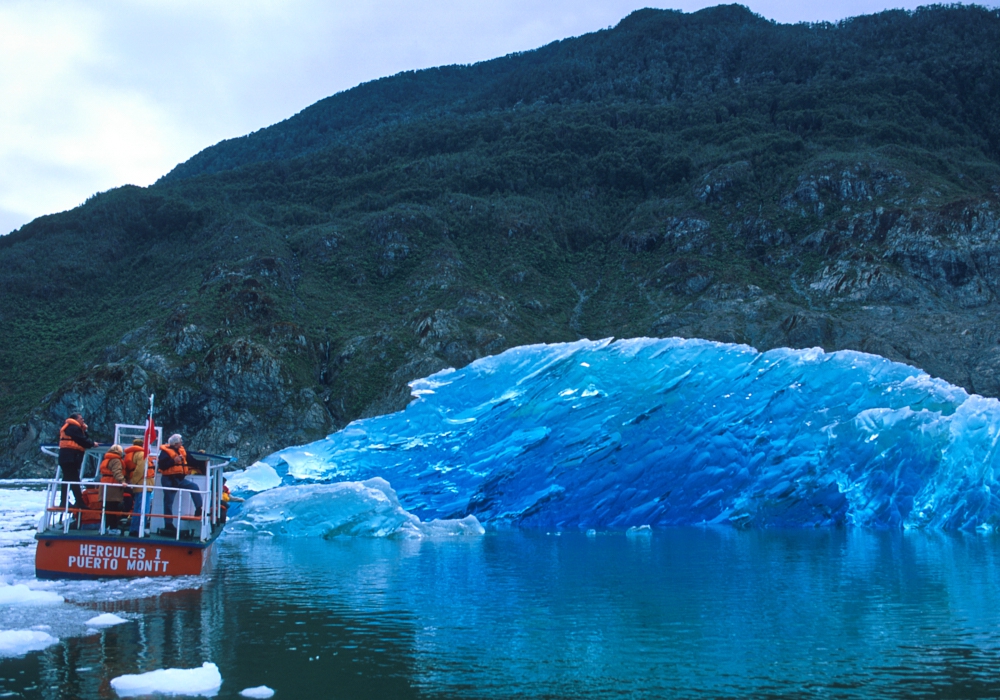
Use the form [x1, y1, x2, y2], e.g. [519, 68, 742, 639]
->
[0, 630, 58, 657]
[626, 525, 652, 536]
[110, 662, 222, 697]
[585, 529, 597, 537]
[240, 686, 275, 699]
[227, 463, 282, 493]
[86, 613, 128, 627]
[0, 583, 63, 606]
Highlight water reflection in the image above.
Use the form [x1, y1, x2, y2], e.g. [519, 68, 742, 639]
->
[5, 530, 1000, 699]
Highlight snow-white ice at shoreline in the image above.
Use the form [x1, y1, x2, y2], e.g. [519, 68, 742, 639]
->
[110, 662, 222, 697]
[240, 686, 275, 699]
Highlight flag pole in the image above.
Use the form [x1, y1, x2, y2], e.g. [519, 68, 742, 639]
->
[138, 393, 155, 538]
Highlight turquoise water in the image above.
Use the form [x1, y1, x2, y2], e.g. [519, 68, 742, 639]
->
[6, 529, 1000, 698]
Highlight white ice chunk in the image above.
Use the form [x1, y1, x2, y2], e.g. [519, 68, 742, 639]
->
[226, 463, 282, 493]
[110, 662, 222, 697]
[232, 477, 483, 539]
[0, 629, 58, 657]
[417, 516, 487, 537]
[240, 686, 275, 699]
[626, 525, 652, 537]
[86, 613, 128, 627]
[0, 583, 63, 606]
[0, 489, 47, 512]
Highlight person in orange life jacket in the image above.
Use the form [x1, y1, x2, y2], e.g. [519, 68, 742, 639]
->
[158, 433, 203, 521]
[219, 479, 244, 524]
[57, 413, 100, 508]
[98, 444, 131, 530]
[126, 439, 154, 537]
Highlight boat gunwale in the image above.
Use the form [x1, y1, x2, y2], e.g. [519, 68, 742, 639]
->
[35, 526, 224, 550]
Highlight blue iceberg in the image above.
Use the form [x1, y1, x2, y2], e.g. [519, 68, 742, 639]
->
[261, 338, 1000, 530]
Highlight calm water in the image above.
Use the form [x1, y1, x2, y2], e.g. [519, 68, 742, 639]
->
[6, 529, 1000, 699]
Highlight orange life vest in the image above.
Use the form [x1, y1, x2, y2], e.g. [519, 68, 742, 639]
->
[159, 444, 189, 476]
[58, 418, 88, 452]
[123, 445, 145, 480]
[99, 451, 125, 484]
[80, 487, 103, 524]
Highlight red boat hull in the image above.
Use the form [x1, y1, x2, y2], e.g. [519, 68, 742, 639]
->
[35, 533, 217, 580]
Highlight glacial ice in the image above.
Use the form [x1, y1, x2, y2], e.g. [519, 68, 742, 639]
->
[226, 463, 282, 493]
[240, 686, 276, 699]
[230, 477, 484, 538]
[262, 338, 1000, 530]
[110, 662, 222, 697]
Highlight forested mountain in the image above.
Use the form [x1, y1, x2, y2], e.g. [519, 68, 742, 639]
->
[3, 4, 1000, 475]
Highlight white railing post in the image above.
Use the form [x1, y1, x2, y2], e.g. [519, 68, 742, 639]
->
[61, 482, 70, 534]
[138, 484, 149, 539]
[99, 485, 107, 535]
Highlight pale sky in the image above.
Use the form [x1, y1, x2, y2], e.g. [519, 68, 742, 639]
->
[0, 0, 994, 235]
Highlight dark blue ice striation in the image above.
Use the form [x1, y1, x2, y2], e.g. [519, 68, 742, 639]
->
[264, 338, 1000, 530]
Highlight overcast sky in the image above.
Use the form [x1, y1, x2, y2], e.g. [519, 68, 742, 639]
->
[1, 0, 995, 235]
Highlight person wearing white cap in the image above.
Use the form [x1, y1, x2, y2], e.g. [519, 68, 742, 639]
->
[157, 433, 203, 529]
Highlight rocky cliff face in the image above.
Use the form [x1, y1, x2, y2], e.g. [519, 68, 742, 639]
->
[3, 5, 1000, 477]
[10, 177, 999, 478]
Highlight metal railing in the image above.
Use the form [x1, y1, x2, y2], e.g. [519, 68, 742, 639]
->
[39, 464, 226, 542]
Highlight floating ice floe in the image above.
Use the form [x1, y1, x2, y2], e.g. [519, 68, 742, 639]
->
[240, 686, 275, 699]
[626, 525, 653, 537]
[86, 613, 128, 627]
[0, 629, 58, 657]
[110, 662, 222, 697]
[263, 338, 1000, 530]
[232, 478, 483, 538]
[0, 487, 201, 645]
[0, 583, 63, 606]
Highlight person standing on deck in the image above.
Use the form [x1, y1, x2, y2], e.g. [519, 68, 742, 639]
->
[57, 413, 98, 508]
[158, 434, 202, 523]
[98, 444, 130, 531]
[126, 439, 153, 536]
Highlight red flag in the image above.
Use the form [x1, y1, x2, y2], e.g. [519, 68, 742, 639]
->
[142, 414, 156, 458]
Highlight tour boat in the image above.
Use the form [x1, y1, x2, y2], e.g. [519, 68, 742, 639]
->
[34, 422, 235, 580]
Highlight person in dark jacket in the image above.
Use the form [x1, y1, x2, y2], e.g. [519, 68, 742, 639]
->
[158, 434, 203, 528]
[57, 413, 98, 508]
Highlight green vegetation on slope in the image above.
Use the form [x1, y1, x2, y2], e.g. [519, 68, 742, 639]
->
[2, 4, 1000, 473]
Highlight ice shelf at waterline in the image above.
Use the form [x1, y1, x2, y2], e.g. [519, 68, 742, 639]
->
[261, 338, 1000, 530]
[230, 477, 484, 538]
